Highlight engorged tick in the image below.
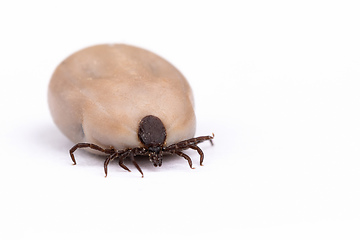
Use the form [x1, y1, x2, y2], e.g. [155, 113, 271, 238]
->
[48, 44, 214, 177]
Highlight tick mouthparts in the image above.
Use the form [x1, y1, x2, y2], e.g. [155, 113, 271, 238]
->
[151, 159, 162, 167]
[149, 150, 163, 167]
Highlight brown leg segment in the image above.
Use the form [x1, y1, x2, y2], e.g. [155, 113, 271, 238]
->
[189, 145, 204, 166]
[69, 143, 109, 164]
[129, 151, 144, 178]
[104, 153, 118, 177]
[164, 133, 214, 152]
[175, 151, 195, 169]
[118, 152, 131, 172]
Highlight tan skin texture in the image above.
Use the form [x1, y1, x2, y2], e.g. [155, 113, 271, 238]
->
[48, 44, 196, 151]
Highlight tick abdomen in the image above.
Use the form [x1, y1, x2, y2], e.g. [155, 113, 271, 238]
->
[48, 44, 196, 151]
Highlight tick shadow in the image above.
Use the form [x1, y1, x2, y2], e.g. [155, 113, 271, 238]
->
[33, 123, 72, 154]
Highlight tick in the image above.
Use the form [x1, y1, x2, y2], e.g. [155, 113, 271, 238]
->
[48, 44, 214, 177]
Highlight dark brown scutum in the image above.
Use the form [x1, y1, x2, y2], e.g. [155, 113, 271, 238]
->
[138, 115, 166, 146]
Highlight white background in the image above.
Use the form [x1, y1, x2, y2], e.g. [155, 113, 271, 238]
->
[0, 0, 359, 239]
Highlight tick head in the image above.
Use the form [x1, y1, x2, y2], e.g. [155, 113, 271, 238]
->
[148, 146, 163, 167]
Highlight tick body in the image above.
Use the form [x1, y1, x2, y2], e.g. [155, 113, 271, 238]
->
[48, 44, 214, 177]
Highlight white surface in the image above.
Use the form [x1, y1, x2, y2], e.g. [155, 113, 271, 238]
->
[1, 0, 359, 239]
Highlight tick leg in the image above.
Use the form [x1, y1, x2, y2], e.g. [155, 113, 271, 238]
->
[69, 143, 108, 165]
[118, 153, 131, 172]
[209, 133, 215, 146]
[104, 153, 118, 177]
[189, 145, 204, 166]
[175, 151, 195, 169]
[129, 151, 144, 178]
[164, 133, 214, 152]
[192, 133, 215, 146]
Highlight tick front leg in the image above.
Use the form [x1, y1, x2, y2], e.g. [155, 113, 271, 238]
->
[129, 151, 144, 178]
[118, 152, 131, 173]
[175, 151, 195, 169]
